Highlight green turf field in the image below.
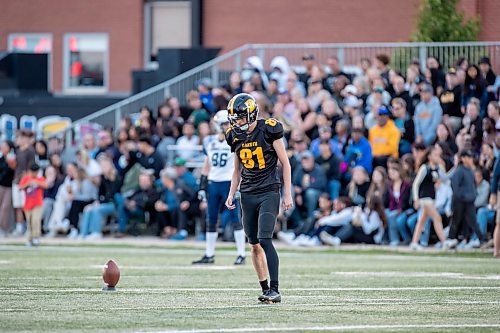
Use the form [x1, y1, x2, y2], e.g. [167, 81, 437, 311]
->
[0, 244, 499, 332]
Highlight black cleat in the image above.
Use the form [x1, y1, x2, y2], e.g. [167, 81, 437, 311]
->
[258, 289, 270, 302]
[192, 255, 215, 264]
[258, 289, 281, 303]
[234, 255, 246, 265]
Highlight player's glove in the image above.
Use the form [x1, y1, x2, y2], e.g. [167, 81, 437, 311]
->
[199, 175, 208, 191]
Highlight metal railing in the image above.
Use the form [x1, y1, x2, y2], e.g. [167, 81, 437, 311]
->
[72, 41, 500, 131]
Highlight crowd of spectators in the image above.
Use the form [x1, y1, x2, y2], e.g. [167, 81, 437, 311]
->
[0, 52, 499, 255]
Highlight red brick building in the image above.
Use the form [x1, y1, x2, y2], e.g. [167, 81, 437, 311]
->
[0, 0, 498, 94]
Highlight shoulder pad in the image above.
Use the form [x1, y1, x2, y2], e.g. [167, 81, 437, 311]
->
[263, 118, 284, 141]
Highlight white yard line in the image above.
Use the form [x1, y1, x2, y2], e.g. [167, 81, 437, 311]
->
[3, 300, 500, 313]
[0, 286, 499, 293]
[140, 324, 500, 333]
[332, 271, 500, 280]
[88, 265, 237, 270]
[0, 245, 495, 262]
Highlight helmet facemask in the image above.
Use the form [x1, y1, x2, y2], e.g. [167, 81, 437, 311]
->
[227, 93, 259, 134]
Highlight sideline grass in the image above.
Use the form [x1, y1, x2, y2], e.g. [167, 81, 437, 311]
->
[0, 244, 499, 332]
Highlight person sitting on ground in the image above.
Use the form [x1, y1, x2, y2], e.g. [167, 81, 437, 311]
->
[78, 155, 123, 239]
[386, 161, 412, 246]
[347, 166, 371, 207]
[122, 170, 160, 234]
[288, 196, 354, 247]
[277, 193, 333, 246]
[65, 167, 98, 239]
[320, 195, 386, 247]
[155, 167, 180, 238]
[169, 158, 200, 240]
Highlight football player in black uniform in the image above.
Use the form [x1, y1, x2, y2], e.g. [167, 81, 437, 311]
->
[225, 93, 293, 303]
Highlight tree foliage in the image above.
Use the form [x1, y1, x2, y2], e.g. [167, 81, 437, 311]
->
[412, 0, 480, 42]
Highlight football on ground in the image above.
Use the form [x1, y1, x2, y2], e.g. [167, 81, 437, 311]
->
[102, 259, 120, 288]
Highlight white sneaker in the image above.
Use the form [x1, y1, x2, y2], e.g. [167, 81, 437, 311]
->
[67, 228, 79, 239]
[303, 236, 321, 247]
[456, 239, 468, 250]
[31, 238, 40, 246]
[410, 242, 423, 251]
[319, 231, 341, 247]
[45, 230, 57, 238]
[434, 242, 443, 249]
[290, 234, 307, 247]
[464, 238, 480, 249]
[60, 219, 70, 232]
[85, 232, 103, 240]
[291, 235, 307, 246]
[277, 231, 296, 244]
[12, 223, 26, 237]
[443, 226, 450, 238]
[443, 238, 458, 250]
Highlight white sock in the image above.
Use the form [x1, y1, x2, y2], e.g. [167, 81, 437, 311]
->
[205, 232, 218, 257]
[234, 229, 246, 257]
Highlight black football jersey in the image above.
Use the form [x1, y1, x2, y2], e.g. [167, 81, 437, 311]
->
[225, 119, 284, 193]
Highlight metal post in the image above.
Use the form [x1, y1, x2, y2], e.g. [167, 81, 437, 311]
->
[211, 64, 219, 86]
[257, 48, 265, 65]
[65, 128, 72, 150]
[164, 86, 171, 99]
[419, 46, 427, 72]
[235, 53, 241, 72]
[114, 107, 122, 132]
[337, 47, 345, 68]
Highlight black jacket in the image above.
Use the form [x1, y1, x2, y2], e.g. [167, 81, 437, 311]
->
[451, 164, 476, 203]
[98, 175, 123, 203]
[129, 187, 160, 211]
[315, 154, 341, 181]
[0, 156, 15, 187]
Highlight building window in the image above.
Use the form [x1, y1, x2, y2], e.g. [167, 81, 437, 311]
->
[8, 33, 53, 89]
[63, 33, 108, 94]
[8, 33, 52, 53]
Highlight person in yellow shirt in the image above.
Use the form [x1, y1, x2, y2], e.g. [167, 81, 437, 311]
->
[369, 105, 401, 168]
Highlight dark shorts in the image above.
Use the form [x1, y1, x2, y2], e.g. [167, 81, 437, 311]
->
[240, 190, 280, 244]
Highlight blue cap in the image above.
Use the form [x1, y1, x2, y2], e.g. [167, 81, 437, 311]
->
[378, 106, 390, 116]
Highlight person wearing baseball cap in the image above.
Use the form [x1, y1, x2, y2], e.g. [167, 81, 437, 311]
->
[414, 83, 443, 146]
[368, 105, 401, 168]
